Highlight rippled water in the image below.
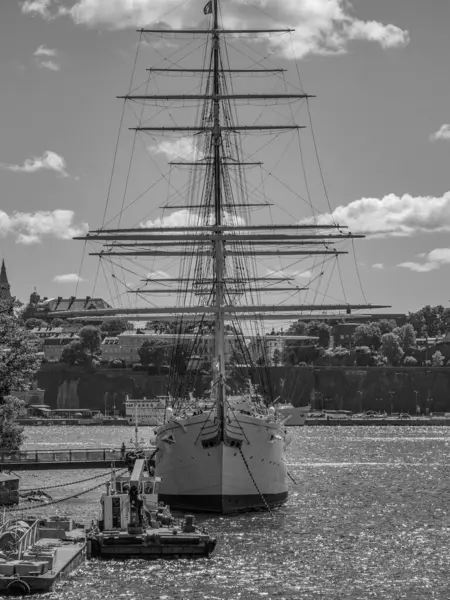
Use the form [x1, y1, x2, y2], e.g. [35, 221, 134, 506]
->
[13, 426, 450, 599]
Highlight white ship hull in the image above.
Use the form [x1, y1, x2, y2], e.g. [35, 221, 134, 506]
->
[155, 410, 289, 513]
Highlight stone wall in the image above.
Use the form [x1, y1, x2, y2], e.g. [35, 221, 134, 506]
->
[36, 364, 450, 414]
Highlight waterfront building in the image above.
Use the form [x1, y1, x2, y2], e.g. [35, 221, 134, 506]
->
[101, 336, 121, 361]
[24, 291, 111, 322]
[43, 333, 80, 361]
[248, 333, 318, 365]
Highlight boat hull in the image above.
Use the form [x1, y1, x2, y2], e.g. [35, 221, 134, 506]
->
[155, 411, 289, 514]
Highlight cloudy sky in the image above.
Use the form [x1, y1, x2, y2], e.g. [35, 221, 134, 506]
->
[1, 0, 450, 318]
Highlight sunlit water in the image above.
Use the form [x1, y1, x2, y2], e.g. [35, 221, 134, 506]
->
[10, 426, 450, 599]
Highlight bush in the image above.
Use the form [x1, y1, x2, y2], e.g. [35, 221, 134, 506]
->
[404, 356, 418, 366]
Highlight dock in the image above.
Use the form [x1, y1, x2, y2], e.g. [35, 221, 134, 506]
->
[306, 418, 450, 426]
[0, 447, 155, 471]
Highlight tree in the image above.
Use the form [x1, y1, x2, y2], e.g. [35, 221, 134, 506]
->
[400, 324, 416, 355]
[25, 318, 45, 330]
[0, 313, 40, 401]
[306, 321, 331, 348]
[60, 340, 87, 366]
[431, 350, 444, 367]
[0, 397, 27, 451]
[380, 332, 404, 366]
[378, 319, 397, 335]
[101, 318, 133, 337]
[78, 326, 102, 357]
[50, 318, 69, 328]
[272, 348, 282, 366]
[409, 305, 445, 337]
[353, 323, 382, 350]
[0, 306, 40, 451]
[404, 356, 418, 366]
[138, 341, 169, 371]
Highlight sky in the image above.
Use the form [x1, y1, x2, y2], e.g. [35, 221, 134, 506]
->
[1, 0, 450, 322]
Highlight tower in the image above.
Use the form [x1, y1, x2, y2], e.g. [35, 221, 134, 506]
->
[0, 259, 11, 302]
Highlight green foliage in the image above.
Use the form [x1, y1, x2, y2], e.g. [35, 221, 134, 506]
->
[404, 356, 418, 366]
[353, 323, 382, 350]
[380, 332, 404, 366]
[60, 340, 86, 366]
[100, 318, 133, 337]
[78, 326, 102, 356]
[0, 307, 40, 451]
[431, 350, 445, 367]
[272, 348, 282, 366]
[378, 319, 397, 335]
[138, 340, 169, 370]
[0, 313, 40, 399]
[400, 324, 416, 354]
[306, 321, 331, 348]
[50, 318, 69, 328]
[25, 318, 45, 330]
[354, 346, 376, 367]
[409, 305, 447, 337]
[0, 397, 27, 451]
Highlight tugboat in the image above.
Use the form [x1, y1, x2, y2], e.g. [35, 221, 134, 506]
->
[87, 449, 217, 559]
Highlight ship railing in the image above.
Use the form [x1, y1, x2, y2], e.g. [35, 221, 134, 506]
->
[16, 520, 40, 559]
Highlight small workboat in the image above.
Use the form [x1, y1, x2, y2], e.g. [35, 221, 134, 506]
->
[87, 451, 217, 559]
[0, 516, 86, 595]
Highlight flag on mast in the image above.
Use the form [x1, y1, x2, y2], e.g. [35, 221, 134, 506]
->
[203, 0, 213, 15]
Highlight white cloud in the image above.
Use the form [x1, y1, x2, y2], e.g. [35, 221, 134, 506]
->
[149, 137, 205, 162]
[0, 151, 68, 176]
[21, 0, 55, 19]
[141, 209, 245, 229]
[0, 209, 88, 245]
[308, 191, 450, 237]
[54, 273, 86, 283]
[38, 60, 60, 71]
[34, 45, 60, 70]
[21, 0, 409, 59]
[372, 263, 384, 269]
[430, 124, 450, 142]
[398, 248, 450, 273]
[146, 270, 170, 279]
[34, 44, 57, 57]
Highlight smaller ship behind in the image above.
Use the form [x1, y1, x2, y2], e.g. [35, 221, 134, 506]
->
[124, 395, 170, 425]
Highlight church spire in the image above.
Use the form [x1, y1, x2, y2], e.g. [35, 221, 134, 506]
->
[0, 259, 12, 300]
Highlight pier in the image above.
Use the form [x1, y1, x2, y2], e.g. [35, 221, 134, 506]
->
[0, 448, 155, 471]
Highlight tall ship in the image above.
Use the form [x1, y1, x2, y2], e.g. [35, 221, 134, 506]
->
[52, 0, 387, 512]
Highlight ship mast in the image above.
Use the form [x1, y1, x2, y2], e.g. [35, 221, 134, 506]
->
[212, 0, 226, 419]
[67, 0, 391, 403]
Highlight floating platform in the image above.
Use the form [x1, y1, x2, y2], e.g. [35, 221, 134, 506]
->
[0, 518, 86, 595]
[88, 523, 217, 559]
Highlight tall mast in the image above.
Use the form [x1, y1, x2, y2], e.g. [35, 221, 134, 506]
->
[212, 0, 226, 420]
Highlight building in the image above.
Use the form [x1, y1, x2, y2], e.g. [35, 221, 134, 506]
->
[101, 336, 121, 362]
[0, 259, 11, 303]
[30, 326, 79, 338]
[43, 333, 80, 361]
[104, 330, 243, 366]
[248, 334, 319, 365]
[24, 291, 112, 322]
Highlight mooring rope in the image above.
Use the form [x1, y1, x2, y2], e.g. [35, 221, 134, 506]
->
[5, 469, 128, 514]
[20, 469, 114, 492]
